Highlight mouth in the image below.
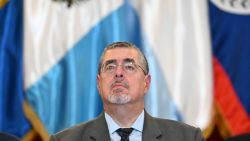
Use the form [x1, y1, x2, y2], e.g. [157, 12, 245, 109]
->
[111, 81, 129, 89]
[111, 84, 126, 89]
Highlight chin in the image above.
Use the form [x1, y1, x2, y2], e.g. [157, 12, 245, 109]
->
[108, 94, 131, 104]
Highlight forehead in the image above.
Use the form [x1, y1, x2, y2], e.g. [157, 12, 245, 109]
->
[102, 48, 140, 62]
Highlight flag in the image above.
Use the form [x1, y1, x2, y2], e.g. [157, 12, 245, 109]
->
[209, 0, 250, 137]
[0, 0, 32, 139]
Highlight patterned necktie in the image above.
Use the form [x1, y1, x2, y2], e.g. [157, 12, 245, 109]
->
[116, 128, 133, 141]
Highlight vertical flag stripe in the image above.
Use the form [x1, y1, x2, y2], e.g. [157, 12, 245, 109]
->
[0, 0, 32, 138]
[213, 57, 250, 135]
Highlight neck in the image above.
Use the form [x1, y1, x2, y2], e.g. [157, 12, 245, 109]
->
[104, 102, 144, 128]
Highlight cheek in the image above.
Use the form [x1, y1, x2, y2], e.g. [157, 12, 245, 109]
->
[129, 78, 145, 93]
[100, 78, 112, 93]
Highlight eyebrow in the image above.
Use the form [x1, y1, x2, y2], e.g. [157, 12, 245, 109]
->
[103, 58, 135, 66]
[123, 58, 135, 63]
[103, 59, 116, 66]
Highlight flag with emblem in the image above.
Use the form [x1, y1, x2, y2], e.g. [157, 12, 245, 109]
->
[209, 0, 250, 137]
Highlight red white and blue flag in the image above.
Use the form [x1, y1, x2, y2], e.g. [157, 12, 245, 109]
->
[209, 0, 250, 136]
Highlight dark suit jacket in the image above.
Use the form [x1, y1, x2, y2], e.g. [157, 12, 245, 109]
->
[49, 112, 204, 141]
[0, 132, 20, 141]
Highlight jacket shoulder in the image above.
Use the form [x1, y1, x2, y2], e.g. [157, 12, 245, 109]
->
[49, 118, 99, 141]
[153, 118, 204, 141]
[155, 118, 197, 130]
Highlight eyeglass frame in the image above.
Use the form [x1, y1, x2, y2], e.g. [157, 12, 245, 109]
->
[100, 58, 147, 75]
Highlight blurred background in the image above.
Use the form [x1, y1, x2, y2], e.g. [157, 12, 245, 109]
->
[0, 0, 250, 140]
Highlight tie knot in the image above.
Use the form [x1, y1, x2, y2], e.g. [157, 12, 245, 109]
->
[116, 128, 133, 141]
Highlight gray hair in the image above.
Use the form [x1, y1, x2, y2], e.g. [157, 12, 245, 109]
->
[98, 42, 149, 75]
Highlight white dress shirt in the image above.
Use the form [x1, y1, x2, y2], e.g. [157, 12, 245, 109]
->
[104, 110, 144, 141]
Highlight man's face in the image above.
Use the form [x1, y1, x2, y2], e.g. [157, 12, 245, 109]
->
[97, 48, 151, 105]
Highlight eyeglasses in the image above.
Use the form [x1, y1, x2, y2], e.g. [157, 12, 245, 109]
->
[101, 61, 146, 75]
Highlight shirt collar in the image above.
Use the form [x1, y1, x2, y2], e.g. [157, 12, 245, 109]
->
[104, 110, 144, 134]
[131, 110, 144, 132]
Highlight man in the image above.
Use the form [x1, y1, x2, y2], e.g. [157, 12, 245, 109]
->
[49, 42, 204, 141]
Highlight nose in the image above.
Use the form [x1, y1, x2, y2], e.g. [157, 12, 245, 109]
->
[115, 65, 124, 78]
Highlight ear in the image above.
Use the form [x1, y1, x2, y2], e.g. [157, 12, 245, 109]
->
[144, 74, 151, 94]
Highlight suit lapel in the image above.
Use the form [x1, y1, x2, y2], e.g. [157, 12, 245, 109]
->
[142, 112, 163, 141]
[85, 113, 110, 141]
